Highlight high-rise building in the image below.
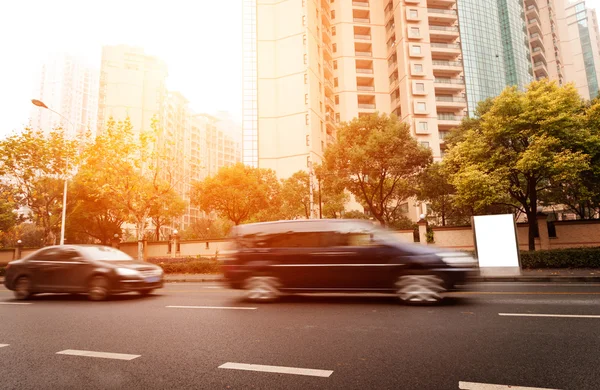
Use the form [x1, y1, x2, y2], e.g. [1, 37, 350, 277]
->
[563, 0, 600, 99]
[97, 45, 168, 135]
[195, 113, 242, 179]
[30, 53, 99, 138]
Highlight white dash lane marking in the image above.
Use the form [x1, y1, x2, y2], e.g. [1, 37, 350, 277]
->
[459, 381, 561, 389]
[219, 362, 333, 378]
[0, 302, 32, 305]
[166, 305, 257, 310]
[499, 313, 600, 319]
[0, 344, 9, 348]
[56, 349, 140, 361]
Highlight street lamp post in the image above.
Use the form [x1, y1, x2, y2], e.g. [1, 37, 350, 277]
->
[31, 99, 75, 246]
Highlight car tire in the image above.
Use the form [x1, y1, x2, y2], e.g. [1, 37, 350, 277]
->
[139, 289, 154, 296]
[395, 274, 446, 305]
[14, 276, 32, 300]
[244, 275, 281, 303]
[88, 276, 110, 301]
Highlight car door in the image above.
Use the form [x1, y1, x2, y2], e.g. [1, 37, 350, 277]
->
[27, 248, 63, 291]
[268, 231, 324, 289]
[51, 248, 91, 291]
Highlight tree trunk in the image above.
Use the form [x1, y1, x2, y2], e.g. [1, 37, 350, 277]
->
[526, 210, 537, 251]
[136, 220, 145, 261]
[155, 222, 161, 241]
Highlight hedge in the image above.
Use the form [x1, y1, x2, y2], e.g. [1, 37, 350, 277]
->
[519, 247, 600, 269]
[148, 257, 221, 274]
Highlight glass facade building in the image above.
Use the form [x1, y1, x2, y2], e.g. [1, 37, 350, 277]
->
[574, 3, 599, 98]
[457, 0, 533, 115]
[242, 0, 258, 167]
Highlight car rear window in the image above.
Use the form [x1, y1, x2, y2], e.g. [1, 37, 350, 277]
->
[80, 246, 134, 261]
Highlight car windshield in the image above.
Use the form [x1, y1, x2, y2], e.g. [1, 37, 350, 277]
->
[80, 246, 134, 261]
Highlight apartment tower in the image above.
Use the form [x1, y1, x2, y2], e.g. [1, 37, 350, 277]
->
[31, 53, 99, 138]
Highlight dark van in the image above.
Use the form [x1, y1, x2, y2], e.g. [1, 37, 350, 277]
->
[221, 219, 477, 304]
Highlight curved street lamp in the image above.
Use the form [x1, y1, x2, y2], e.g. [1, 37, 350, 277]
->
[31, 99, 76, 245]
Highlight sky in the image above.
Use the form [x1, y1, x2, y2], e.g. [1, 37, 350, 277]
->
[0, 0, 243, 139]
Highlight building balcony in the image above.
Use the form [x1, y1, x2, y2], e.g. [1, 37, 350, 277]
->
[432, 60, 463, 75]
[435, 96, 467, 109]
[428, 25, 460, 41]
[437, 113, 464, 129]
[322, 11, 332, 27]
[326, 133, 336, 145]
[322, 27, 333, 44]
[526, 4, 540, 22]
[353, 17, 370, 23]
[352, 1, 369, 7]
[324, 60, 334, 77]
[355, 50, 373, 57]
[389, 78, 399, 91]
[533, 61, 548, 78]
[325, 96, 335, 110]
[427, 8, 458, 24]
[356, 67, 374, 74]
[324, 78, 335, 95]
[430, 42, 462, 59]
[357, 85, 375, 92]
[527, 18, 542, 35]
[323, 43, 333, 60]
[427, 0, 456, 6]
[355, 34, 372, 41]
[321, 0, 330, 10]
[434, 77, 465, 91]
[531, 46, 546, 63]
[358, 103, 376, 111]
[529, 32, 543, 48]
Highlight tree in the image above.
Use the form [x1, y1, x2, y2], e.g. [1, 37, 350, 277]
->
[314, 163, 349, 219]
[76, 118, 178, 260]
[280, 171, 311, 219]
[191, 163, 281, 225]
[444, 80, 590, 250]
[149, 188, 187, 240]
[0, 183, 20, 235]
[180, 217, 233, 240]
[323, 113, 432, 226]
[0, 128, 78, 244]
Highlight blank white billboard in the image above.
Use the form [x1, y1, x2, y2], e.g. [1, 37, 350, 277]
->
[473, 214, 521, 276]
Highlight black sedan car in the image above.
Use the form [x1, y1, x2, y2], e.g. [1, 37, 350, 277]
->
[4, 245, 164, 301]
[222, 219, 478, 304]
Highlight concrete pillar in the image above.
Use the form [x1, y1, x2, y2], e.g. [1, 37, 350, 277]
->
[14, 240, 23, 260]
[418, 218, 428, 245]
[536, 213, 550, 250]
[143, 239, 148, 261]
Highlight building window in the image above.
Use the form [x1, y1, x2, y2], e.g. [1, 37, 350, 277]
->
[305, 94, 309, 104]
[414, 63, 423, 73]
[334, 77, 338, 87]
[416, 82, 425, 92]
[410, 27, 420, 38]
[304, 54, 308, 64]
[321, 140, 325, 151]
[332, 26, 336, 36]
[409, 9, 418, 18]
[302, 15, 306, 26]
[304, 73, 308, 84]
[303, 34, 307, 45]
[320, 102, 323, 112]
[421, 141, 430, 149]
[305, 113, 310, 125]
[321, 121, 324, 132]
[417, 102, 426, 111]
[331, 10, 335, 19]
[333, 43, 337, 52]
[335, 95, 339, 104]
[411, 45, 421, 55]
[333, 60, 338, 69]
[335, 113, 340, 123]
[417, 121, 428, 132]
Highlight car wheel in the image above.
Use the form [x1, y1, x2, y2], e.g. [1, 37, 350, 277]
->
[244, 275, 281, 303]
[88, 276, 110, 301]
[139, 289, 154, 296]
[395, 274, 446, 304]
[14, 276, 32, 300]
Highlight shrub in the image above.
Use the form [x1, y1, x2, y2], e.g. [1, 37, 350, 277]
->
[0, 267, 5, 277]
[520, 247, 600, 269]
[148, 257, 222, 274]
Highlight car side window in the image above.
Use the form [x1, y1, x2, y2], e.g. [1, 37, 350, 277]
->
[33, 248, 60, 261]
[344, 233, 375, 247]
[268, 232, 322, 248]
[56, 249, 81, 262]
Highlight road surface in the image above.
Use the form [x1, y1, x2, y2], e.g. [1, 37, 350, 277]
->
[1, 282, 599, 389]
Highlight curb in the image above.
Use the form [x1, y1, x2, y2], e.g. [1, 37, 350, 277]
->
[165, 277, 225, 283]
[471, 276, 600, 283]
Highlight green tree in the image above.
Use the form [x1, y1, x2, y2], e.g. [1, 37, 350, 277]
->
[76, 118, 178, 260]
[323, 113, 432, 226]
[314, 164, 349, 219]
[191, 163, 282, 225]
[445, 80, 590, 250]
[0, 128, 78, 244]
[280, 171, 311, 219]
[180, 217, 233, 240]
[149, 188, 187, 240]
[0, 184, 20, 235]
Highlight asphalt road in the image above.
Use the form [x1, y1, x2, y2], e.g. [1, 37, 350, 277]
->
[1, 282, 600, 390]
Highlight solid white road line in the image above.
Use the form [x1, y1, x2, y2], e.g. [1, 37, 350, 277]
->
[166, 305, 257, 310]
[459, 381, 561, 389]
[0, 344, 9, 348]
[219, 362, 333, 378]
[56, 349, 140, 361]
[0, 302, 32, 305]
[499, 313, 600, 319]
